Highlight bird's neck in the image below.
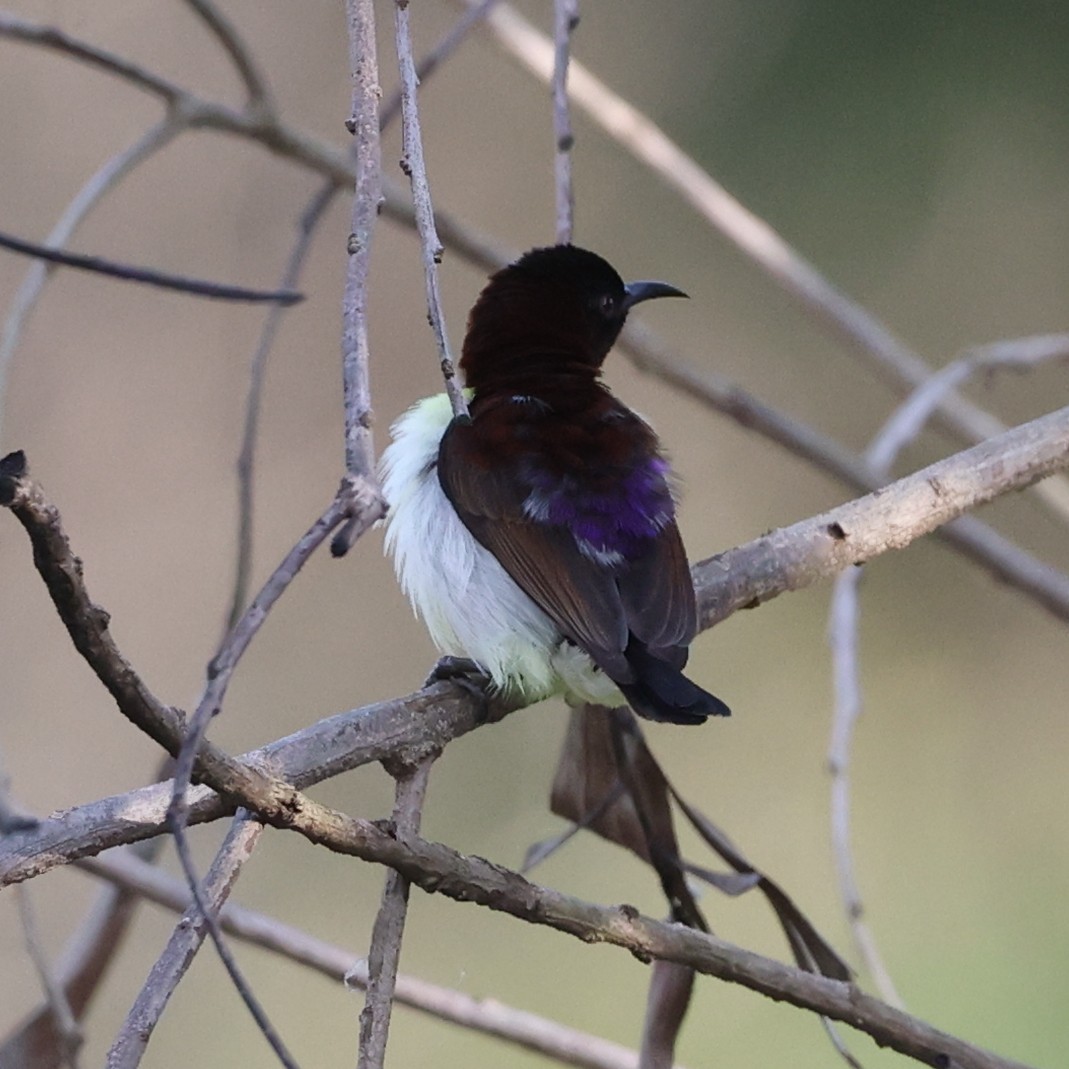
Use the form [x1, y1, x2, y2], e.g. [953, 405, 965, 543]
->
[469, 368, 609, 415]
[462, 347, 604, 400]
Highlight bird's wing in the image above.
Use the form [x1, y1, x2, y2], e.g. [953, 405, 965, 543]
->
[438, 418, 630, 676]
[615, 520, 696, 666]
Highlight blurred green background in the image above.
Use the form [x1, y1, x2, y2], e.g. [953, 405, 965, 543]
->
[1, 2, 1068, 1066]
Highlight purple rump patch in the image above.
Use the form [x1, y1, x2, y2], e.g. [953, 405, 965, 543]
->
[526, 456, 673, 561]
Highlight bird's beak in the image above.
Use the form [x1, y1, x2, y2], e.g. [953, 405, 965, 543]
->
[622, 280, 689, 311]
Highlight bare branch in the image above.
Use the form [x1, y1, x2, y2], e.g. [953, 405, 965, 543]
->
[379, 0, 503, 130]
[173, 479, 383, 813]
[825, 333, 1069, 1005]
[341, 0, 384, 483]
[694, 403, 1069, 630]
[0, 229, 301, 304]
[552, 0, 579, 243]
[0, 754, 167, 1069]
[357, 757, 435, 1069]
[0, 119, 182, 446]
[230, 183, 342, 629]
[164, 480, 385, 1055]
[106, 814, 267, 1069]
[0, 14, 184, 103]
[869, 332, 1069, 474]
[181, 0, 273, 113]
[81, 850, 658, 1069]
[75, 816, 1044, 1069]
[3, 771, 1037, 1068]
[392, 1, 468, 420]
[13, 890, 82, 1069]
[827, 573, 905, 1009]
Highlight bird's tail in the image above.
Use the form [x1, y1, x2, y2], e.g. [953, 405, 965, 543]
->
[617, 642, 730, 726]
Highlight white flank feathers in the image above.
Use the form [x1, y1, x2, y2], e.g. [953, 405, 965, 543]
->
[381, 393, 622, 707]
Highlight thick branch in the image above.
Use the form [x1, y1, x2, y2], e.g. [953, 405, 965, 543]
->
[693, 404, 1069, 628]
[4, 402, 1069, 885]
[1, 398, 1065, 1064]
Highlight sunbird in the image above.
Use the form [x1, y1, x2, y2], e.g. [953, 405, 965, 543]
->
[382, 245, 729, 725]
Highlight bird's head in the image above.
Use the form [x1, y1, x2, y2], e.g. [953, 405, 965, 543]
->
[460, 245, 686, 390]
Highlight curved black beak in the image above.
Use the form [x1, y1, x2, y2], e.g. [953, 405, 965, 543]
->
[622, 279, 689, 311]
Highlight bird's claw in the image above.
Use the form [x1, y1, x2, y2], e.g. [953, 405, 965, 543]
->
[424, 656, 495, 723]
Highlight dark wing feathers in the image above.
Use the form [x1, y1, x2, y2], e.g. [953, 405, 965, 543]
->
[438, 417, 692, 681]
[617, 522, 696, 659]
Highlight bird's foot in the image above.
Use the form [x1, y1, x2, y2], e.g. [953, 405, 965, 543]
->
[423, 656, 495, 723]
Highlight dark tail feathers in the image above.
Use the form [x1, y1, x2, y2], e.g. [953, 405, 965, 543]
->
[616, 642, 730, 726]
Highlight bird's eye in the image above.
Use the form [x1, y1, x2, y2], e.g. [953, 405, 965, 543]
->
[595, 293, 617, 317]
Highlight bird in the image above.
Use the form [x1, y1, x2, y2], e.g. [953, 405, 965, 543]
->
[381, 244, 729, 725]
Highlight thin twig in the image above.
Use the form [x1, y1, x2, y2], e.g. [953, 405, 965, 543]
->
[393, 0, 469, 420]
[79, 850, 661, 1069]
[331, 0, 388, 557]
[167, 479, 381, 863]
[552, 0, 579, 243]
[163, 483, 379, 1063]
[827, 573, 905, 1009]
[0, 796, 167, 1069]
[461, 0, 1069, 527]
[868, 332, 1069, 475]
[14, 888, 83, 1069]
[379, 0, 503, 130]
[0, 14, 185, 103]
[0, 229, 302, 304]
[825, 333, 1069, 1006]
[341, 0, 383, 481]
[0, 119, 182, 448]
[0, 747, 82, 1069]
[230, 183, 343, 629]
[357, 757, 436, 1069]
[181, 0, 273, 113]
[106, 812, 267, 1069]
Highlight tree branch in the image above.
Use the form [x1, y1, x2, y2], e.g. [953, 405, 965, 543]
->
[78, 850, 663, 1069]
[0, 229, 302, 304]
[106, 814, 267, 1069]
[4, 401, 1069, 885]
[552, 0, 579, 243]
[181, 0, 273, 114]
[392, 0, 468, 419]
[356, 757, 435, 1069]
[341, 0, 383, 484]
[693, 403, 1069, 629]
[1, 393, 1064, 1065]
